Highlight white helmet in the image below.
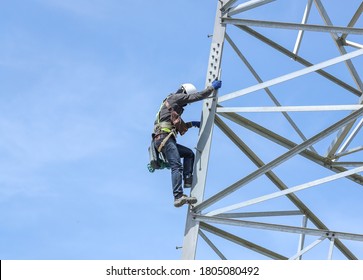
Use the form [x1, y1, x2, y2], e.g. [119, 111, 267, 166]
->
[181, 83, 197, 94]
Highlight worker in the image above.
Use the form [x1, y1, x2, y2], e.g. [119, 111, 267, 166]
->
[153, 80, 222, 207]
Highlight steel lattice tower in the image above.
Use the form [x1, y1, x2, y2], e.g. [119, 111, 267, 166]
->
[182, 0, 363, 260]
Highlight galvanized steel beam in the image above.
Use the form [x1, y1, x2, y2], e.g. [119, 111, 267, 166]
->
[196, 216, 363, 242]
[200, 222, 288, 259]
[181, 0, 226, 260]
[293, 0, 313, 56]
[218, 48, 363, 103]
[205, 165, 363, 216]
[227, 0, 276, 16]
[237, 25, 362, 97]
[196, 107, 363, 212]
[222, 18, 363, 35]
[182, 0, 363, 260]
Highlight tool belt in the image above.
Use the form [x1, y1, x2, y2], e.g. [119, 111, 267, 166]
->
[170, 110, 188, 136]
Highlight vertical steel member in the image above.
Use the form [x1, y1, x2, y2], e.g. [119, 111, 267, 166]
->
[181, 0, 226, 260]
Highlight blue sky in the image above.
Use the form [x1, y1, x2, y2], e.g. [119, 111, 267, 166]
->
[0, 0, 218, 260]
[1, 0, 363, 260]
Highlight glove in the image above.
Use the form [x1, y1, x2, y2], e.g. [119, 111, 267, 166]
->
[191, 121, 200, 128]
[187, 121, 200, 128]
[211, 79, 222, 90]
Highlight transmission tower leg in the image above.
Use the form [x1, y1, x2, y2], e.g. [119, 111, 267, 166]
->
[181, 0, 226, 260]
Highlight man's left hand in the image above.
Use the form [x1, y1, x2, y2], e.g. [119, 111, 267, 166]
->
[187, 121, 201, 128]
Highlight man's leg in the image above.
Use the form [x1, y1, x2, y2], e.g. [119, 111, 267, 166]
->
[177, 144, 195, 188]
[161, 138, 184, 200]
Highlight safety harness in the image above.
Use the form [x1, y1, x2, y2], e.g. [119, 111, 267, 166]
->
[154, 99, 177, 152]
[147, 97, 188, 172]
[154, 98, 189, 151]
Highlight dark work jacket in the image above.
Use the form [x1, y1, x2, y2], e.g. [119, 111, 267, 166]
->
[155, 86, 214, 127]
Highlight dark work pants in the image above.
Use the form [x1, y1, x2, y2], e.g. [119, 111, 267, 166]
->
[154, 135, 195, 199]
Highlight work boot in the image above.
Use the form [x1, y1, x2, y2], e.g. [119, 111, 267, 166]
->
[185, 196, 197, 205]
[174, 194, 187, 207]
[174, 194, 198, 207]
[184, 175, 193, 188]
